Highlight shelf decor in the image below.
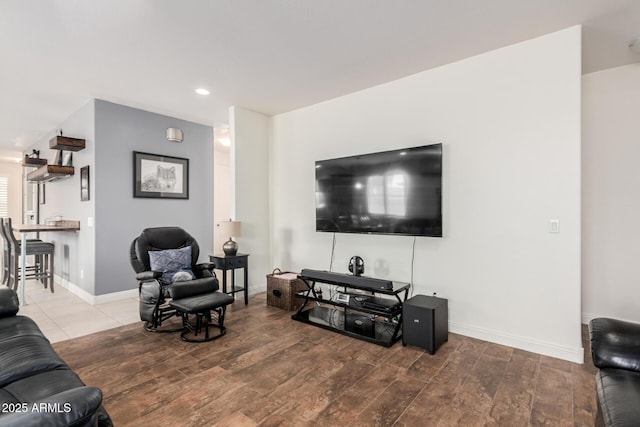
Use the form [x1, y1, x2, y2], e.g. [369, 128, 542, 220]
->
[27, 135, 85, 182]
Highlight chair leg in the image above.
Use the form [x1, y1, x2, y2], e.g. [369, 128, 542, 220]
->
[1, 250, 7, 285]
[6, 251, 12, 289]
[2, 259, 6, 286]
[11, 252, 18, 292]
[40, 255, 45, 285]
[40, 255, 46, 288]
[178, 306, 228, 343]
[49, 251, 54, 293]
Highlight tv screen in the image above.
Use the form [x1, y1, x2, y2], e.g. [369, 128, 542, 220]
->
[315, 143, 442, 237]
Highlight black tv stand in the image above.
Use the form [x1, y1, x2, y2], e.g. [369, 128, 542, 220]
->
[291, 270, 410, 347]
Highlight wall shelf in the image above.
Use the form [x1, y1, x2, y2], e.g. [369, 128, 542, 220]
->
[26, 134, 86, 182]
[21, 158, 48, 167]
[49, 136, 86, 151]
[27, 165, 75, 182]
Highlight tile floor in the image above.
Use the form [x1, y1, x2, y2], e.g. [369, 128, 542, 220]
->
[16, 279, 139, 343]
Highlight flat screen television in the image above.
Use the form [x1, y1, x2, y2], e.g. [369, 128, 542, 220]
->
[315, 143, 442, 237]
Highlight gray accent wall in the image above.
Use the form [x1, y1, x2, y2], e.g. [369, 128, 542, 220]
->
[94, 100, 214, 295]
[28, 99, 214, 297]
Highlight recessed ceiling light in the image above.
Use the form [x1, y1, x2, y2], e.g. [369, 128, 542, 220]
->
[195, 88, 210, 96]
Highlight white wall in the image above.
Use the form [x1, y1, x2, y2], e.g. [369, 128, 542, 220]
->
[213, 141, 231, 252]
[270, 27, 583, 362]
[230, 106, 270, 293]
[29, 100, 96, 296]
[0, 156, 27, 279]
[0, 161, 21, 285]
[582, 63, 640, 324]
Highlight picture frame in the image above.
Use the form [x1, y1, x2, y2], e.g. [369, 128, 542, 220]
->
[80, 165, 90, 201]
[133, 151, 189, 199]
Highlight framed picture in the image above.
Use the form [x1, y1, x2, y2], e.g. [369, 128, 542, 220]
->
[133, 151, 189, 199]
[80, 165, 90, 201]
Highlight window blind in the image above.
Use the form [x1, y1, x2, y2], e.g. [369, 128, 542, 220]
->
[0, 177, 8, 218]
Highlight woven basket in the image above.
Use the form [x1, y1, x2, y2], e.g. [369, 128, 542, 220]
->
[266, 268, 307, 311]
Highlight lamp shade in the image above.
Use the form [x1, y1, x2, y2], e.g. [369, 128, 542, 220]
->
[217, 220, 241, 238]
[218, 220, 241, 256]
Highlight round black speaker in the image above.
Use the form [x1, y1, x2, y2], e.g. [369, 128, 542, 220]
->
[348, 256, 364, 276]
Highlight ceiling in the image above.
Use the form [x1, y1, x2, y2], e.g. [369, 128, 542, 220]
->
[1, 0, 639, 158]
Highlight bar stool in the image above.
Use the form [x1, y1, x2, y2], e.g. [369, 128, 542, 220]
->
[0, 218, 43, 286]
[1, 218, 55, 293]
[1, 224, 8, 285]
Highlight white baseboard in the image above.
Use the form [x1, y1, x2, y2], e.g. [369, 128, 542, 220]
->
[55, 274, 138, 305]
[449, 321, 584, 364]
[248, 284, 265, 295]
[52, 277, 584, 362]
[56, 275, 262, 306]
[92, 288, 139, 304]
[582, 311, 640, 326]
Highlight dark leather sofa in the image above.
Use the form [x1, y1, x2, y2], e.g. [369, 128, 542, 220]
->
[0, 287, 112, 427]
[589, 317, 640, 427]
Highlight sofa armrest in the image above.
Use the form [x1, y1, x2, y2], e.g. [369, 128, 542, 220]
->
[195, 262, 215, 272]
[194, 263, 216, 279]
[0, 386, 106, 427]
[0, 287, 19, 318]
[590, 317, 640, 372]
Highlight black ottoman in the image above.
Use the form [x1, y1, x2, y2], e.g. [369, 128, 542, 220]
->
[170, 292, 234, 342]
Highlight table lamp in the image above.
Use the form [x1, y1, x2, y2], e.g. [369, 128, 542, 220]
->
[217, 220, 242, 256]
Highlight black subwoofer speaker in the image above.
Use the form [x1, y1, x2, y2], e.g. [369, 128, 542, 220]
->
[402, 294, 448, 354]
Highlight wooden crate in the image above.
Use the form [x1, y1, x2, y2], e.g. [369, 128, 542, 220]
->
[266, 269, 308, 311]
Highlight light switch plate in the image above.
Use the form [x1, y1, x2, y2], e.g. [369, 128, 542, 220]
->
[88, 217, 94, 227]
[549, 219, 560, 233]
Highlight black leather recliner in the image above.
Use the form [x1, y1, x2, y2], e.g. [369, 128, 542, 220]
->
[589, 317, 640, 426]
[130, 227, 219, 332]
[0, 287, 112, 426]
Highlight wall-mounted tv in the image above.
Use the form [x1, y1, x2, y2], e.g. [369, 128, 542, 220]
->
[315, 143, 442, 237]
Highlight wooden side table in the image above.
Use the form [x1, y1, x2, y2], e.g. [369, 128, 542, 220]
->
[209, 253, 249, 305]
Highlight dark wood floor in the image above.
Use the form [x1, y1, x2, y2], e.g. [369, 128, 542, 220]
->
[53, 293, 598, 426]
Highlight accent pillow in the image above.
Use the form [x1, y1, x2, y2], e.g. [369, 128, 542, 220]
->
[148, 246, 195, 285]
